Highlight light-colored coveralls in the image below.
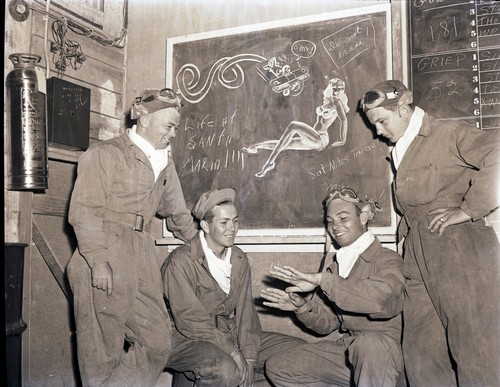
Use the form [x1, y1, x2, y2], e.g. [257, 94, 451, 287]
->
[162, 233, 305, 386]
[67, 132, 197, 386]
[266, 238, 406, 387]
[395, 114, 500, 387]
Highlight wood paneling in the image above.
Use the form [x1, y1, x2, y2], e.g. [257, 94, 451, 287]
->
[32, 221, 72, 304]
[28, 7, 126, 144]
[5, 0, 126, 384]
[32, 195, 69, 217]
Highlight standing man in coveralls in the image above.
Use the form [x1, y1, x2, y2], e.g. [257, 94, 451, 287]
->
[67, 88, 197, 386]
[361, 80, 500, 386]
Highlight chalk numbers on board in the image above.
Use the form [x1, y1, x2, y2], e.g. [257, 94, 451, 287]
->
[411, 0, 500, 130]
[430, 80, 462, 102]
[470, 6, 481, 126]
[468, 2, 500, 129]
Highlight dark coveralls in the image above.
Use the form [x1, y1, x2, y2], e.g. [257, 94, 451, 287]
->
[67, 132, 197, 386]
[266, 239, 405, 387]
[395, 114, 500, 387]
[162, 233, 305, 386]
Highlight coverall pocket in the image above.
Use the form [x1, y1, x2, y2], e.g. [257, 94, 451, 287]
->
[194, 283, 224, 311]
[397, 164, 438, 206]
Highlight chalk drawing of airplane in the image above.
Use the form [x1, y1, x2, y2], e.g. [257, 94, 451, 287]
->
[270, 66, 310, 96]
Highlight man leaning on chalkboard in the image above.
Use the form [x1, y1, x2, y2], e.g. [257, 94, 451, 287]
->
[361, 80, 500, 387]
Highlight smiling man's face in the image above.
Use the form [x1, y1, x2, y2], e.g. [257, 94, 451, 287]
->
[140, 107, 180, 149]
[202, 204, 239, 256]
[326, 198, 365, 247]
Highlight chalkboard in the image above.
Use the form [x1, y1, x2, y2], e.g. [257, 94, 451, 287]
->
[409, 0, 500, 134]
[166, 5, 396, 239]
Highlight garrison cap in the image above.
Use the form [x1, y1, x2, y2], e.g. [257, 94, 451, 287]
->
[192, 188, 236, 220]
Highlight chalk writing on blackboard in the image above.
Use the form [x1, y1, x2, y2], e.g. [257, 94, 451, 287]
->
[176, 54, 266, 104]
[410, 0, 500, 133]
[166, 5, 396, 237]
[321, 18, 375, 69]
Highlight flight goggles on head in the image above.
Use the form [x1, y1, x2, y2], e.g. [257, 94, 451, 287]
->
[360, 80, 412, 112]
[325, 187, 360, 207]
[325, 187, 381, 213]
[131, 88, 182, 119]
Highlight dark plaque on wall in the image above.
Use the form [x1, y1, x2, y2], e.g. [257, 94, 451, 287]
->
[47, 77, 91, 150]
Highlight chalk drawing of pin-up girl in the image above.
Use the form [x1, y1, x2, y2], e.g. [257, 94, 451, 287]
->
[243, 78, 349, 178]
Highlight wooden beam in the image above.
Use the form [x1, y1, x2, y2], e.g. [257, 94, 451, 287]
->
[32, 221, 73, 305]
[32, 195, 70, 217]
[48, 147, 83, 163]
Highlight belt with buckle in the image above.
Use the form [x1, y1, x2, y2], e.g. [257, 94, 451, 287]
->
[104, 212, 147, 232]
[132, 214, 144, 231]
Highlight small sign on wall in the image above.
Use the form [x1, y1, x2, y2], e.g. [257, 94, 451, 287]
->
[47, 77, 91, 151]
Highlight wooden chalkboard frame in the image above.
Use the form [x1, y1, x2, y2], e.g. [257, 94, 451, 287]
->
[163, 4, 397, 244]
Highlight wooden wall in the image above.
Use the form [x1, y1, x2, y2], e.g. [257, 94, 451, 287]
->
[4, 0, 127, 385]
[3, 1, 404, 386]
[3, 1, 498, 385]
[14, 1, 497, 386]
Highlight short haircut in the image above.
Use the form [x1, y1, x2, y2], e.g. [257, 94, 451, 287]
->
[203, 200, 234, 223]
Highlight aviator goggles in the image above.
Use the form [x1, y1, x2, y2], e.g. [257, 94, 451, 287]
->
[131, 88, 182, 119]
[325, 188, 360, 207]
[134, 88, 181, 106]
[360, 84, 412, 112]
[325, 187, 381, 212]
[360, 88, 400, 112]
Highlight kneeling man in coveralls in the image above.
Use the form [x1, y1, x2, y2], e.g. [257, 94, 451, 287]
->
[262, 187, 405, 387]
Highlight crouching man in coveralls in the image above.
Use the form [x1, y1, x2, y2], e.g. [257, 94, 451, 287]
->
[162, 188, 305, 386]
[262, 187, 406, 386]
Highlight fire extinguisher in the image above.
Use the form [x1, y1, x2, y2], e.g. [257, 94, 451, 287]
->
[6, 53, 48, 190]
